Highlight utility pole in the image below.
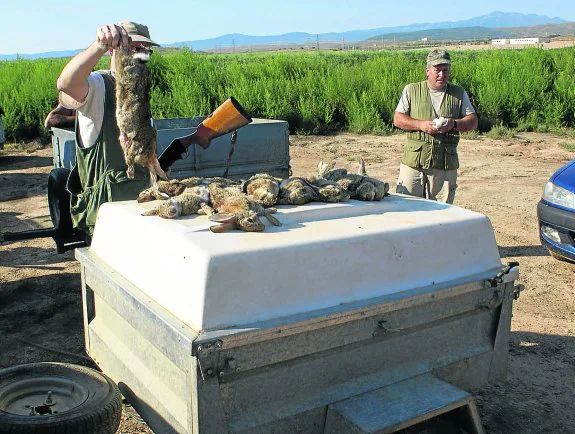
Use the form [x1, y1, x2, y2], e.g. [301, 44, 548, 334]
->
[316, 34, 319, 51]
[341, 38, 345, 51]
[233, 39, 236, 54]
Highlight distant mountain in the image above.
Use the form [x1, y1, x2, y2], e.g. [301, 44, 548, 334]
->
[368, 27, 509, 43]
[165, 11, 566, 51]
[0, 49, 81, 61]
[459, 11, 565, 28]
[367, 22, 575, 43]
[0, 11, 567, 60]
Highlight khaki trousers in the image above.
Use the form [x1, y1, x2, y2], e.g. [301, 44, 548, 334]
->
[396, 163, 457, 204]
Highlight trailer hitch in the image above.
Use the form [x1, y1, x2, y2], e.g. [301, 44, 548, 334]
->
[2, 227, 88, 254]
[513, 284, 525, 300]
[484, 261, 519, 288]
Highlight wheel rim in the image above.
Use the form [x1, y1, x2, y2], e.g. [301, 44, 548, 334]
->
[0, 376, 89, 416]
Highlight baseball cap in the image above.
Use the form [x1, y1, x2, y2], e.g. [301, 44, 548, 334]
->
[118, 21, 159, 47]
[427, 49, 451, 66]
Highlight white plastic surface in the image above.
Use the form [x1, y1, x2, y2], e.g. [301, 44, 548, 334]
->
[89, 194, 503, 331]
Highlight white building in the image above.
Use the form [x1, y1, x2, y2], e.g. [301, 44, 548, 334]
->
[492, 37, 550, 45]
[509, 37, 550, 45]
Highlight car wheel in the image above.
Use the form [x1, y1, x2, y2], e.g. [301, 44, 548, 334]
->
[48, 168, 72, 236]
[0, 362, 122, 434]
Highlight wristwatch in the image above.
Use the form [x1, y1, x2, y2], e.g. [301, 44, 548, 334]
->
[452, 120, 458, 131]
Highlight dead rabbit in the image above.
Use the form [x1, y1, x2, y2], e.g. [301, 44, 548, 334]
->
[203, 180, 281, 232]
[317, 158, 389, 201]
[241, 173, 281, 207]
[141, 186, 210, 219]
[278, 176, 349, 205]
[115, 42, 167, 187]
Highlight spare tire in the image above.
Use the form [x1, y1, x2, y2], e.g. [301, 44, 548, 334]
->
[48, 168, 72, 236]
[0, 362, 122, 434]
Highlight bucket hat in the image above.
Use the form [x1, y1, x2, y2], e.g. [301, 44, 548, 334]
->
[118, 21, 159, 46]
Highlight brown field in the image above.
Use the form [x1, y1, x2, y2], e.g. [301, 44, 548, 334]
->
[201, 38, 575, 54]
[1, 131, 574, 433]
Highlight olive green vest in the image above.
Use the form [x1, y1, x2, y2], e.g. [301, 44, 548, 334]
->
[402, 80, 464, 170]
[67, 72, 149, 235]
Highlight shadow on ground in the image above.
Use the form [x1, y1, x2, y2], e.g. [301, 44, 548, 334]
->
[0, 172, 50, 201]
[0, 272, 89, 369]
[1, 245, 75, 266]
[0, 154, 53, 171]
[498, 245, 549, 258]
[475, 331, 575, 434]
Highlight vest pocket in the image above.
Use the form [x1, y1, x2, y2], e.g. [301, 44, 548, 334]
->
[403, 141, 424, 168]
[69, 183, 101, 233]
[444, 144, 459, 170]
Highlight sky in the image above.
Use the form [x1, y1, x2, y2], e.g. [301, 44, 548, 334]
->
[1, 0, 575, 54]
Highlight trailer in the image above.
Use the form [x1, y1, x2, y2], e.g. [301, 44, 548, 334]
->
[76, 195, 522, 433]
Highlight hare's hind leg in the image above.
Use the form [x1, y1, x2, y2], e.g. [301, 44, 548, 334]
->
[151, 158, 169, 181]
[147, 163, 170, 199]
[199, 203, 215, 216]
[141, 205, 161, 216]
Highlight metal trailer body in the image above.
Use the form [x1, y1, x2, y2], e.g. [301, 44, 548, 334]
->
[76, 196, 520, 433]
[51, 117, 290, 179]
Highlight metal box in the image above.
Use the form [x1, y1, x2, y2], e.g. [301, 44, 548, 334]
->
[50, 118, 290, 179]
[50, 126, 76, 170]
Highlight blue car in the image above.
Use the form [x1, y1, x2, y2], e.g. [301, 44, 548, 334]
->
[538, 159, 575, 262]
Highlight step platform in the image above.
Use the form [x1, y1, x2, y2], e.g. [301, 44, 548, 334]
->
[325, 374, 484, 434]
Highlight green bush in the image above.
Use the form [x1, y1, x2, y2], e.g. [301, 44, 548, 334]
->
[1, 47, 575, 141]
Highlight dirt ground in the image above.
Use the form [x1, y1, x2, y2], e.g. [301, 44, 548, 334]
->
[1, 132, 574, 433]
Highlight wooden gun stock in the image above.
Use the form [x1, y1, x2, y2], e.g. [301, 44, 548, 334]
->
[158, 97, 252, 172]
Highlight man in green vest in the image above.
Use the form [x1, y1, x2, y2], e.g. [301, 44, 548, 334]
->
[393, 49, 478, 204]
[56, 21, 159, 237]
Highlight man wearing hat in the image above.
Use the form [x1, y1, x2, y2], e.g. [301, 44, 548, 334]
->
[56, 21, 159, 236]
[393, 49, 477, 204]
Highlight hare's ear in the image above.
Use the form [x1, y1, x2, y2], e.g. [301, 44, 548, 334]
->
[210, 223, 236, 233]
[209, 213, 237, 223]
[317, 160, 328, 177]
[318, 160, 337, 177]
[265, 213, 282, 226]
[357, 157, 367, 176]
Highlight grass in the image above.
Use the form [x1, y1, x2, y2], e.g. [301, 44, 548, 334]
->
[558, 142, 575, 152]
[486, 123, 516, 140]
[1, 140, 47, 152]
[460, 130, 480, 140]
[1, 47, 575, 141]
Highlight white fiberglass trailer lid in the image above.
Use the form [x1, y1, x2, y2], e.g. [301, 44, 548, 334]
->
[89, 194, 502, 331]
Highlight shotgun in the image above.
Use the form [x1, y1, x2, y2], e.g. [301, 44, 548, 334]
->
[158, 97, 252, 172]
